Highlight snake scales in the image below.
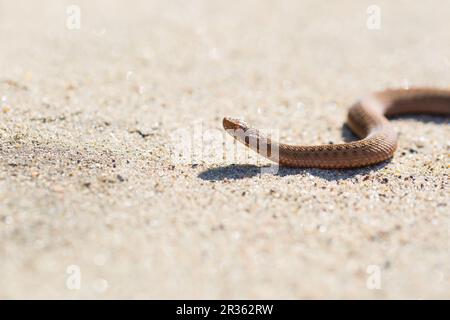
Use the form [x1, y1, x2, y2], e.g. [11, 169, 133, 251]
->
[223, 88, 450, 168]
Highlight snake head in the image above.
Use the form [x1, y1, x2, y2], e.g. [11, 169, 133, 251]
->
[223, 116, 266, 148]
[222, 117, 249, 131]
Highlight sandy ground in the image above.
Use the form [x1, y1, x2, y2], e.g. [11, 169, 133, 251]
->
[0, 0, 449, 299]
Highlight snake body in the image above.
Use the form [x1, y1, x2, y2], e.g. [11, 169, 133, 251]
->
[223, 88, 450, 168]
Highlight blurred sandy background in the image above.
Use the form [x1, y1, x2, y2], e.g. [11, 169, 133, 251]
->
[0, 0, 449, 298]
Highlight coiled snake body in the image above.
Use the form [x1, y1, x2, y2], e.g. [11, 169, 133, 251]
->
[223, 88, 450, 168]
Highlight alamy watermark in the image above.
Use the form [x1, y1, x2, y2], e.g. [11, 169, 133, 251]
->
[66, 264, 109, 293]
[66, 264, 81, 290]
[169, 121, 280, 174]
[367, 5, 381, 30]
[366, 264, 382, 290]
[66, 5, 81, 30]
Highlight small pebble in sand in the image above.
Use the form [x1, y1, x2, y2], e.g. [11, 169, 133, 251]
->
[3, 216, 13, 225]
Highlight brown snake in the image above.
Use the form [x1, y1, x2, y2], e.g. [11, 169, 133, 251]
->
[223, 88, 450, 169]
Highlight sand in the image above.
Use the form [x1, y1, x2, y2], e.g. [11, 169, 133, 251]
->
[0, 0, 449, 299]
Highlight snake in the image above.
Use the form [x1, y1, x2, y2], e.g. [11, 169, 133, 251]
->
[223, 88, 450, 169]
